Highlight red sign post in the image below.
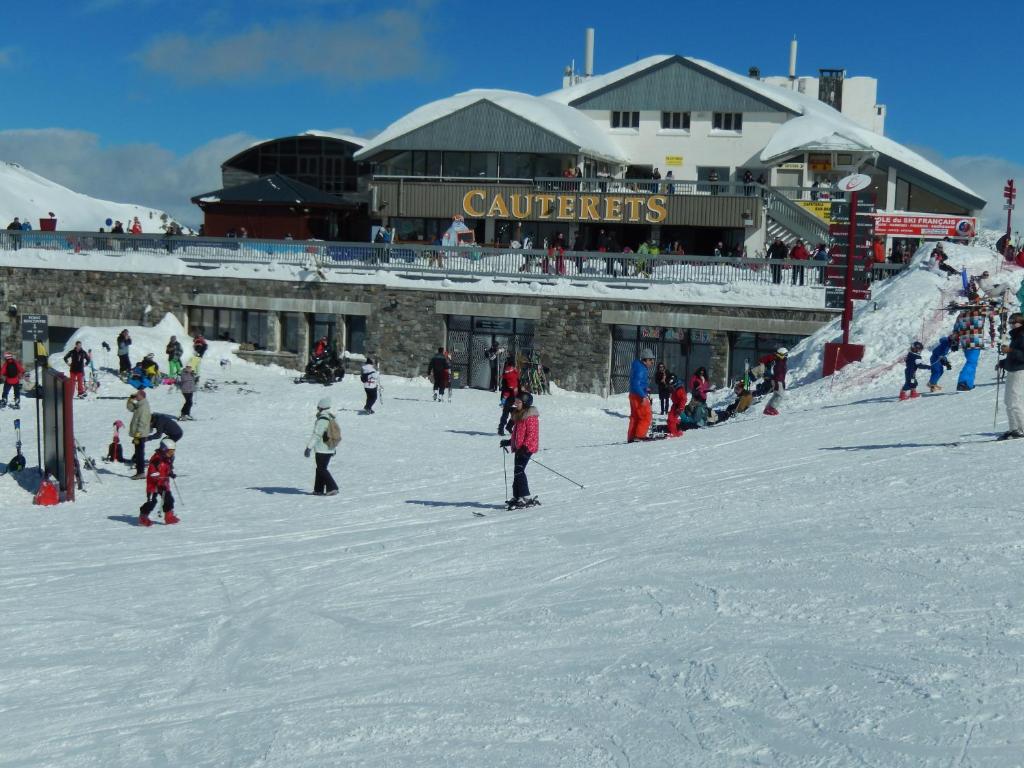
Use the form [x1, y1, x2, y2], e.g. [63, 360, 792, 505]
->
[1005, 179, 1016, 240]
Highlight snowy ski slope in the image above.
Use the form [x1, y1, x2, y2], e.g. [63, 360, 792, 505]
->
[0, 246, 1022, 767]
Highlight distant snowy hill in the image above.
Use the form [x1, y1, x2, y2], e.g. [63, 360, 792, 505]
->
[0, 160, 176, 233]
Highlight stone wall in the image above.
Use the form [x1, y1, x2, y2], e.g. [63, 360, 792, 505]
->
[0, 266, 834, 393]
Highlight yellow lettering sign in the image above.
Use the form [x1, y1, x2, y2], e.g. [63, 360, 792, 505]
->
[625, 196, 644, 222]
[486, 194, 509, 218]
[534, 193, 556, 219]
[604, 196, 624, 222]
[509, 194, 531, 219]
[579, 195, 600, 221]
[557, 195, 575, 220]
[463, 189, 486, 217]
[665, 155, 683, 166]
[645, 195, 667, 223]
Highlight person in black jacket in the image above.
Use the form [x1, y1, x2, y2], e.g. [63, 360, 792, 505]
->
[899, 341, 930, 400]
[63, 341, 91, 398]
[767, 238, 788, 285]
[654, 362, 671, 415]
[997, 312, 1024, 440]
[147, 412, 184, 444]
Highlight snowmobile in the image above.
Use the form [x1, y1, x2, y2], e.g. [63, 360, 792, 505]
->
[295, 353, 346, 386]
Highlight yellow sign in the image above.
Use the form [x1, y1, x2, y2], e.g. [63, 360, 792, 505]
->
[463, 189, 667, 224]
[665, 155, 683, 167]
[779, 162, 804, 170]
[809, 161, 832, 172]
[798, 200, 832, 222]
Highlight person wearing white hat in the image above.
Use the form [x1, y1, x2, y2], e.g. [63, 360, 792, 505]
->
[627, 348, 657, 442]
[304, 398, 340, 495]
[763, 347, 789, 416]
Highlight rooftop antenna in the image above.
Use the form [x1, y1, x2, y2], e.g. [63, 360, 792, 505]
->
[788, 35, 798, 90]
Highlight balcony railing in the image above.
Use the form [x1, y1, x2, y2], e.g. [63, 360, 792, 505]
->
[0, 230, 904, 295]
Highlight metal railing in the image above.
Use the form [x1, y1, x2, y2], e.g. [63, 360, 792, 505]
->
[762, 186, 831, 246]
[534, 177, 765, 197]
[0, 229, 904, 292]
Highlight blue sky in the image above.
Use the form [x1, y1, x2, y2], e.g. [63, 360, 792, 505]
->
[0, 0, 1020, 225]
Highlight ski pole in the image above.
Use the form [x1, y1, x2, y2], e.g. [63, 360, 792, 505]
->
[502, 448, 508, 500]
[529, 457, 585, 489]
[994, 369, 1003, 429]
[172, 476, 184, 508]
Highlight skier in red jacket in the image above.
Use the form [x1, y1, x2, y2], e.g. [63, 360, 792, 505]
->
[138, 438, 179, 527]
[666, 376, 689, 437]
[1, 352, 25, 409]
[500, 393, 540, 509]
[497, 360, 520, 435]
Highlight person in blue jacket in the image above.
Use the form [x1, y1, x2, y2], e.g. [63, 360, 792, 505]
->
[900, 341, 930, 400]
[927, 335, 955, 392]
[627, 348, 655, 442]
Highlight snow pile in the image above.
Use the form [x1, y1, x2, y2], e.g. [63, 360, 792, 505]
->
[781, 241, 1021, 406]
[0, 161, 175, 233]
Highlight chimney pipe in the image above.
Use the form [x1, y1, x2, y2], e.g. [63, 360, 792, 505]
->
[584, 28, 595, 77]
[788, 36, 798, 82]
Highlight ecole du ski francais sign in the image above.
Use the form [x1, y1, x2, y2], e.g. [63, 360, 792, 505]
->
[462, 189, 668, 224]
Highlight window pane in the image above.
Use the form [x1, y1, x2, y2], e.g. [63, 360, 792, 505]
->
[661, 112, 670, 129]
[282, 313, 301, 353]
[611, 111, 621, 128]
[631, 112, 639, 127]
[346, 316, 366, 354]
[713, 113, 722, 129]
[682, 112, 690, 130]
[735, 113, 742, 130]
[444, 151, 469, 177]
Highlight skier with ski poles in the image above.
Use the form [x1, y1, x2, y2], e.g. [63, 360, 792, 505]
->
[995, 312, 1024, 440]
[138, 438, 180, 527]
[500, 392, 540, 509]
[1, 352, 25, 409]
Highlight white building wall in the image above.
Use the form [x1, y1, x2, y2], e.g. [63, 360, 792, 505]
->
[763, 74, 886, 134]
[579, 110, 788, 181]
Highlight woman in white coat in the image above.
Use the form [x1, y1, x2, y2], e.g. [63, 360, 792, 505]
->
[304, 397, 340, 495]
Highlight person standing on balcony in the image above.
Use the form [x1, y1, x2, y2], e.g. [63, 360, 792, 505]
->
[708, 168, 720, 196]
[789, 239, 809, 286]
[768, 238, 787, 285]
[743, 169, 754, 196]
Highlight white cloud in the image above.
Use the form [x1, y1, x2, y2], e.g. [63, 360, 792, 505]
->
[0, 129, 258, 227]
[910, 143, 1023, 231]
[136, 9, 435, 85]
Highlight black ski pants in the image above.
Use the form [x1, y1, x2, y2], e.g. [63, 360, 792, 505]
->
[132, 438, 146, 474]
[512, 448, 532, 498]
[364, 388, 378, 412]
[180, 392, 193, 417]
[314, 452, 338, 494]
[140, 489, 174, 516]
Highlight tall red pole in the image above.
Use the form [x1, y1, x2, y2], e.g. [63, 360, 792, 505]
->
[842, 190, 858, 345]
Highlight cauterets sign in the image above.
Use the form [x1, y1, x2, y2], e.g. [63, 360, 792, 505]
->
[462, 189, 668, 224]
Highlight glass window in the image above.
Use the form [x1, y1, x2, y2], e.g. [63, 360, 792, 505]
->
[244, 311, 270, 349]
[443, 151, 470, 177]
[311, 313, 337, 351]
[661, 111, 691, 130]
[500, 153, 533, 179]
[282, 313, 301, 353]
[346, 316, 366, 354]
[712, 112, 742, 131]
[611, 111, 640, 129]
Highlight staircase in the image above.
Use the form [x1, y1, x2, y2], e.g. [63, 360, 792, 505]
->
[762, 186, 830, 247]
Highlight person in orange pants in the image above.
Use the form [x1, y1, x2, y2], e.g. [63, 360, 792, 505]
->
[627, 349, 656, 442]
[666, 376, 689, 437]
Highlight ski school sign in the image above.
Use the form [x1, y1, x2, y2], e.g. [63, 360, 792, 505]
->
[461, 189, 668, 224]
[872, 213, 977, 238]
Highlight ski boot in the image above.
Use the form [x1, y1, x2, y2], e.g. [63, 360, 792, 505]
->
[506, 497, 526, 510]
[928, 383, 942, 393]
[763, 405, 779, 415]
[163, 511, 180, 525]
[138, 513, 152, 527]
[11, 400, 19, 410]
[909, 389, 920, 399]
[899, 390, 910, 401]
[0, 399, 6, 409]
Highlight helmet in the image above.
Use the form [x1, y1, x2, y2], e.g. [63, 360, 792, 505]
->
[911, 341, 924, 351]
[145, 353, 155, 360]
[113, 419, 124, 429]
[317, 397, 331, 410]
[520, 393, 534, 408]
[777, 347, 789, 357]
[160, 438, 176, 451]
[640, 348, 655, 360]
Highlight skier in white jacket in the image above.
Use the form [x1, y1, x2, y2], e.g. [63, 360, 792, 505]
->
[360, 359, 379, 414]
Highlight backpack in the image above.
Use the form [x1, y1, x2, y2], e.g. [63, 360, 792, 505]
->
[322, 415, 342, 449]
[4, 360, 17, 379]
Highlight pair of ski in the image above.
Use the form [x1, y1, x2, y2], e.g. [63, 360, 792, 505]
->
[472, 497, 541, 517]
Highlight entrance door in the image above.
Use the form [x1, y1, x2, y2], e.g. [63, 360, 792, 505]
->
[609, 325, 713, 394]
[446, 316, 535, 390]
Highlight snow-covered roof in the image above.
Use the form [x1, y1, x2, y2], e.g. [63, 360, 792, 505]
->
[353, 89, 628, 164]
[544, 55, 674, 105]
[689, 58, 983, 205]
[546, 55, 983, 207]
[300, 130, 367, 148]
